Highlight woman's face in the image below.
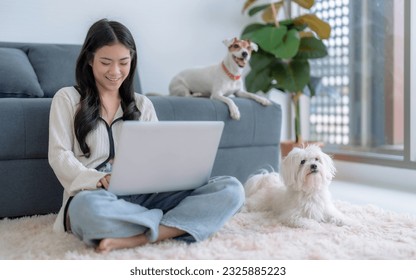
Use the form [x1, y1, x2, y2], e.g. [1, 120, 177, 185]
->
[91, 42, 131, 94]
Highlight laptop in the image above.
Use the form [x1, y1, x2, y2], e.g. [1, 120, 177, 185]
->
[107, 121, 224, 195]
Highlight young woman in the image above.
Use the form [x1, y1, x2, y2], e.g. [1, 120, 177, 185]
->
[48, 19, 245, 253]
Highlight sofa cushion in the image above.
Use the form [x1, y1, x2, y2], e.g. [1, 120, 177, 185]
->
[0, 42, 143, 96]
[0, 48, 44, 98]
[27, 44, 81, 97]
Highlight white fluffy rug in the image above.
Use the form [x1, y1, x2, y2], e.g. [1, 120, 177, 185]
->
[1, 201, 416, 260]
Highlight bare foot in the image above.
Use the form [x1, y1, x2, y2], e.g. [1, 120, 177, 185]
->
[96, 234, 148, 253]
[95, 225, 187, 253]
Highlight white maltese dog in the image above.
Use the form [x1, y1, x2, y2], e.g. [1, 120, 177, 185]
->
[245, 145, 349, 229]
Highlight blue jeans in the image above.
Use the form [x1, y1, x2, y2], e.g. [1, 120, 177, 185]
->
[68, 176, 245, 246]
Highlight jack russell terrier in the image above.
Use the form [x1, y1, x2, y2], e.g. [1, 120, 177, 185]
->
[169, 38, 272, 120]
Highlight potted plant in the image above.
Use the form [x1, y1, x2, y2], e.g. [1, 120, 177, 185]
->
[240, 0, 331, 156]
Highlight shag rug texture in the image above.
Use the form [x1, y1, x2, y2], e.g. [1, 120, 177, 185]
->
[1, 201, 415, 260]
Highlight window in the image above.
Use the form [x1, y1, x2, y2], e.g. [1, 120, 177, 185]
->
[309, 0, 415, 169]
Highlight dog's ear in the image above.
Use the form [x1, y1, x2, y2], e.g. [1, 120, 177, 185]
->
[280, 152, 297, 187]
[223, 37, 237, 47]
[250, 41, 258, 52]
[320, 152, 336, 181]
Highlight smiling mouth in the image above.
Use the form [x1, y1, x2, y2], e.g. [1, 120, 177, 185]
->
[106, 76, 122, 82]
[232, 55, 246, 68]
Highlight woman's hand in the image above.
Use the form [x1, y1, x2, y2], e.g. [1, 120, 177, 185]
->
[97, 174, 111, 190]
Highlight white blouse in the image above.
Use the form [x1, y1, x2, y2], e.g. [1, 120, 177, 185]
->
[48, 86, 158, 232]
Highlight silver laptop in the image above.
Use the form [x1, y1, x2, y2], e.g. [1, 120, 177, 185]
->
[108, 121, 224, 195]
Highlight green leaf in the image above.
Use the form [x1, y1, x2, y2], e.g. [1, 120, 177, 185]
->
[305, 81, 316, 97]
[279, 19, 308, 32]
[241, 23, 266, 39]
[271, 29, 301, 59]
[249, 49, 276, 70]
[242, 0, 259, 14]
[272, 59, 310, 93]
[279, 19, 295, 26]
[244, 25, 288, 55]
[248, 4, 270, 16]
[245, 66, 274, 93]
[245, 51, 276, 93]
[243, 25, 302, 59]
[295, 37, 328, 59]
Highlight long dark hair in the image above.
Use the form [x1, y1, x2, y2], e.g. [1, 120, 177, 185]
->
[74, 18, 141, 157]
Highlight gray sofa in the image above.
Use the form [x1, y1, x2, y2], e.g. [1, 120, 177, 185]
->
[0, 42, 282, 219]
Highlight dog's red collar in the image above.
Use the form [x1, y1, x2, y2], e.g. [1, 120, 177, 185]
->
[222, 62, 241, 81]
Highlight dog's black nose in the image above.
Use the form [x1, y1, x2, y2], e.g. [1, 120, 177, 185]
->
[311, 164, 317, 170]
[242, 51, 248, 58]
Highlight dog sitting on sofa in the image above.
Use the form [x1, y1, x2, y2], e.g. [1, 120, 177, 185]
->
[168, 37, 271, 120]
